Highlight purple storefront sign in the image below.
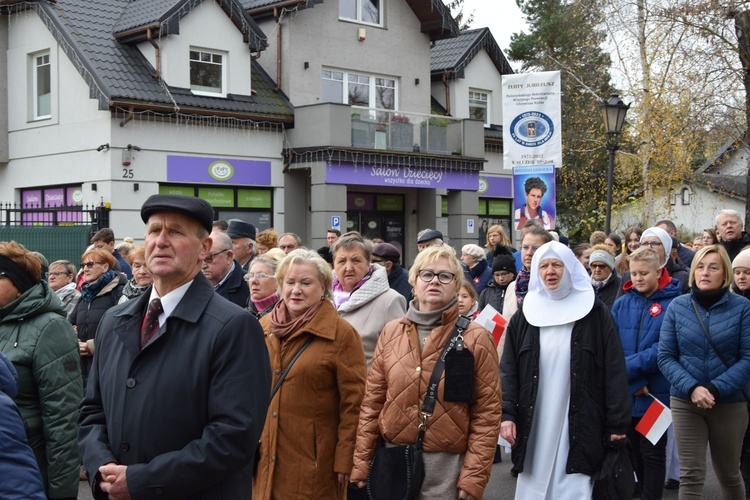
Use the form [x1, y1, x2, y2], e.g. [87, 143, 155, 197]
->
[479, 176, 513, 198]
[326, 161, 479, 190]
[44, 188, 65, 207]
[167, 155, 272, 186]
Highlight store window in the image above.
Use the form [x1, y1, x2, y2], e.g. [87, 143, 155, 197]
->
[190, 49, 226, 96]
[159, 185, 273, 230]
[339, 0, 383, 26]
[469, 90, 490, 126]
[478, 198, 513, 245]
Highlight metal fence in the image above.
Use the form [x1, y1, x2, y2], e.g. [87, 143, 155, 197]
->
[0, 203, 110, 264]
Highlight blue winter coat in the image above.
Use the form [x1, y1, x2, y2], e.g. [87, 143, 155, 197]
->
[658, 289, 750, 404]
[0, 353, 45, 499]
[466, 258, 493, 295]
[611, 279, 681, 416]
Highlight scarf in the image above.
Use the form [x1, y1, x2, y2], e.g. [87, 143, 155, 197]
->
[55, 282, 79, 303]
[591, 272, 613, 291]
[332, 267, 373, 309]
[121, 278, 151, 300]
[81, 270, 117, 303]
[692, 285, 728, 310]
[251, 293, 279, 314]
[515, 267, 530, 306]
[406, 297, 458, 348]
[269, 298, 324, 340]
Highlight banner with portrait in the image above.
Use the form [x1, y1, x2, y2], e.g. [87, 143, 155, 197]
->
[513, 166, 556, 230]
[502, 71, 562, 170]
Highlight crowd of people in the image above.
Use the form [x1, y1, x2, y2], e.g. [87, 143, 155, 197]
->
[2, 199, 750, 499]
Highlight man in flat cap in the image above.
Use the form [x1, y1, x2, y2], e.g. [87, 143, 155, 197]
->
[416, 228, 444, 253]
[371, 242, 412, 304]
[226, 219, 257, 271]
[78, 194, 271, 500]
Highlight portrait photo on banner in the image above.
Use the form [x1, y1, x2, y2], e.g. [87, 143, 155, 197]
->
[513, 166, 556, 230]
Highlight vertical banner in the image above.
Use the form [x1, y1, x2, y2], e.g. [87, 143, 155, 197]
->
[513, 166, 556, 230]
[502, 71, 562, 170]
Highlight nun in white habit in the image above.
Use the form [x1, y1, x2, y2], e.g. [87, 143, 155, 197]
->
[500, 241, 631, 500]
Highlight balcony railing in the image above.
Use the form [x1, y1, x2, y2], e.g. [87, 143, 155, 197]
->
[350, 106, 464, 155]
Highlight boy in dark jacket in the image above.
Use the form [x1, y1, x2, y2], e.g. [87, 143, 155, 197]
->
[478, 245, 516, 314]
[611, 247, 680, 499]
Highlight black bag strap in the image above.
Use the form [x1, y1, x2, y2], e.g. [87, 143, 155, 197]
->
[269, 335, 315, 400]
[416, 315, 472, 449]
[691, 299, 731, 368]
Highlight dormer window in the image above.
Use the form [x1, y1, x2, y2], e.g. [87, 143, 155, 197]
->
[469, 90, 490, 127]
[339, 0, 383, 26]
[190, 49, 226, 97]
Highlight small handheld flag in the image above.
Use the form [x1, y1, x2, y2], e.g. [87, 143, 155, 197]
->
[635, 394, 672, 445]
[473, 304, 507, 347]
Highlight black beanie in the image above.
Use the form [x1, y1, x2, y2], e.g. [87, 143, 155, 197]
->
[492, 245, 516, 274]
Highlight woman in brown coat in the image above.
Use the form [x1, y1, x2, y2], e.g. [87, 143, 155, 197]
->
[350, 245, 502, 499]
[253, 249, 367, 500]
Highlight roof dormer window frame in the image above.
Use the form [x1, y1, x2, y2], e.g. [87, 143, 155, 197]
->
[189, 48, 227, 98]
[339, 0, 384, 28]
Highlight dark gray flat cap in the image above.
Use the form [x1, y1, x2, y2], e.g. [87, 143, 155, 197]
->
[141, 194, 214, 233]
[417, 229, 443, 244]
[226, 220, 257, 240]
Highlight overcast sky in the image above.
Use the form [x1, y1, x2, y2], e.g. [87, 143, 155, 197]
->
[462, 0, 527, 69]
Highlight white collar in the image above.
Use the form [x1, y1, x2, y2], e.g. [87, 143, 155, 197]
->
[148, 279, 194, 327]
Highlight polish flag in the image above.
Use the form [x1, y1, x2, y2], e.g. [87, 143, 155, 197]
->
[473, 304, 507, 347]
[635, 395, 672, 445]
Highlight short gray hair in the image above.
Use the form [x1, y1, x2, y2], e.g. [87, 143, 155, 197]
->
[716, 209, 742, 226]
[211, 231, 233, 251]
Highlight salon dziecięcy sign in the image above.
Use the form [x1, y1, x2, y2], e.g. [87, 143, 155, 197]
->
[325, 161, 479, 191]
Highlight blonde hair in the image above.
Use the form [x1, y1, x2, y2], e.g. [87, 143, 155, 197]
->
[689, 244, 733, 288]
[628, 247, 660, 269]
[485, 224, 510, 250]
[276, 248, 333, 299]
[408, 245, 464, 290]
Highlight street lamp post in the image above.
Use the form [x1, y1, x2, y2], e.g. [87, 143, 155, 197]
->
[599, 94, 630, 235]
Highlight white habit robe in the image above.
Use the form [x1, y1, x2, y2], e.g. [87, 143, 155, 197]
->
[514, 322, 593, 500]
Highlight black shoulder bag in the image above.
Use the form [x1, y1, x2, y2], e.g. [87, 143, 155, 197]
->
[691, 299, 750, 401]
[366, 315, 472, 500]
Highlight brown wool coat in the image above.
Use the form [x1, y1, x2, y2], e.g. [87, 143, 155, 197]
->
[350, 304, 502, 499]
[253, 300, 367, 500]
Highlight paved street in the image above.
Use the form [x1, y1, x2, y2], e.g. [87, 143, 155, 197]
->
[79, 447, 725, 499]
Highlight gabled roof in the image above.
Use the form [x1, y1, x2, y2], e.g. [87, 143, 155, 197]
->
[244, 0, 458, 40]
[696, 173, 746, 201]
[3, 0, 292, 122]
[695, 130, 744, 174]
[113, 0, 266, 52]
[430, 27, 513, 80]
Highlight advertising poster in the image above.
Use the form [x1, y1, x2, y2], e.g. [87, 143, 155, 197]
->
[502, 71, 562, 170]
[513, 166, 556, 230]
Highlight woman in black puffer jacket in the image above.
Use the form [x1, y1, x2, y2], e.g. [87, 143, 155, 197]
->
[71, 248, 125, 390]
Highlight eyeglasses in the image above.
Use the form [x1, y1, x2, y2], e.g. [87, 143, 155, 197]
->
[81, 261, 103, 268]
[244, 272, 275, 281]
[371, 258, 385, 264]
[589, 263, 609, 269]
[417, 269, 456, 284]
[521, 244, 541, 251]
[48, 271, 70, 277]
[640, 241, 663, 248]
[204, 249, 229, 264]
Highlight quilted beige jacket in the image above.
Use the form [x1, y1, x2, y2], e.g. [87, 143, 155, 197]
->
[350, 304, 501, 499]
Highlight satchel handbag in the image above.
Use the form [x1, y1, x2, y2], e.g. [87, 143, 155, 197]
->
[366, 316, 471, 500]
